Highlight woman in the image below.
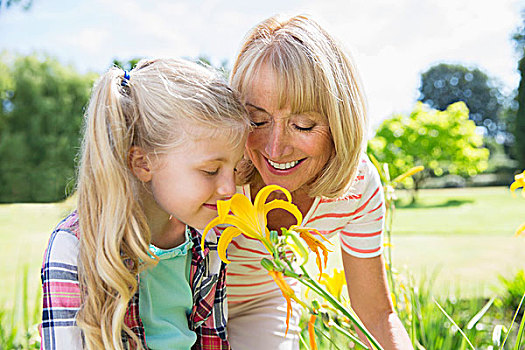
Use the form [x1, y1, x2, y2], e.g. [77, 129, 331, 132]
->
[226, 14, 413, 349]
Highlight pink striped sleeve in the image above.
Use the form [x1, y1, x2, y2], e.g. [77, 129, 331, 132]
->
[339, 156, 386, 258]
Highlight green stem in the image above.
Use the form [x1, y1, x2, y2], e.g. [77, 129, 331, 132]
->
[385, 203, 398, 314]
[299, 266, 384, 350]
[500, 291, 525, 350]
[330, 321, 370, 349]
[298, 333, 310, 350]
[314, 324, 344, 350]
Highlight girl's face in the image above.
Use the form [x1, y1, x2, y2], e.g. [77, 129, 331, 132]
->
[147, 131, 245, 231]
[244, 64, 334, 195]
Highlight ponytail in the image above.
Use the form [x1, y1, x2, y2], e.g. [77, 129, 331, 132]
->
[76, 67, 155, 350]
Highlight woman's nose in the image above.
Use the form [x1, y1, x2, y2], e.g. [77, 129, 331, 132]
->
[265, 124, 292, 159]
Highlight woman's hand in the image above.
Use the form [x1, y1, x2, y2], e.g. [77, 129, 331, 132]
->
[341, 252, 413, 350]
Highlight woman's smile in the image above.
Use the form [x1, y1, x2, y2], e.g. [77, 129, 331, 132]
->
[265, 157, 305, 174]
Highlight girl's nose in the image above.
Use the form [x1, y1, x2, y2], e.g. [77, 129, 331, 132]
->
[217, 171, 237, 198]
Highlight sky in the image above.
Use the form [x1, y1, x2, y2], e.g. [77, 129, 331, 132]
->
[1, 0, 524, 127]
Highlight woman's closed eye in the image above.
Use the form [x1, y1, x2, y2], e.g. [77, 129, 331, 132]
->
[293, 124, 315, 131]
[251, 120, 268, 127]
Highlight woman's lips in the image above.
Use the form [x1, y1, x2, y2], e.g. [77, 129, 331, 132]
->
[264, 157, 304, 175]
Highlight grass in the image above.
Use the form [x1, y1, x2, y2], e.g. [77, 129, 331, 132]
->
[391, 186, 525, 298]
[393, 186, 524, 236]
[0, 197, 75, 307]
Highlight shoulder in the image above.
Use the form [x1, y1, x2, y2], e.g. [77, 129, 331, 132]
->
[318, 154, 382, 204]
[42, 211, 80, 270]
[350, 154, 382, 194]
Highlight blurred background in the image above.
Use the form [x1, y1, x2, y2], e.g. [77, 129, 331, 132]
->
[1, 0, 525, 348]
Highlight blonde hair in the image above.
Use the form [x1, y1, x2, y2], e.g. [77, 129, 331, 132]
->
[231, 14, 368, 198]
[76, 58, 249, 349]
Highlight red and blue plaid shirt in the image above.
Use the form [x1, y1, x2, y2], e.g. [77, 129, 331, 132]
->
[40, 211, 230, 350]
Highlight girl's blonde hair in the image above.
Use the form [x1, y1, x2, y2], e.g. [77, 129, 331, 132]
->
[231, 14, 368, 198]
[76, 58, 249, 350]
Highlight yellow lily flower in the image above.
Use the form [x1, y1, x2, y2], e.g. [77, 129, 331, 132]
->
[319, 268, 346, 301]
[510, 170, 525, 198]
[516, 222, 525, 237]
[290, 226, 331, 276]
[201, 185, 303, 263]
[285, 230, 310, 266]
[268, 270, 305, 335]
[392, 165, 425, 185]
[308, 314, 318, 350]
[509, 170, 525, 236]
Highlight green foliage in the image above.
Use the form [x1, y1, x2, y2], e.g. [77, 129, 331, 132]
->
[368, 102, 489, 197]
[0, 0, 33, 13]
[0, 266, 41, 349]
[499, 270, 525, 319]
[418, 63, 508, 143]
[0, 53, 96, 202]
[112, 57, 142, 71]
[514, 52, 525, 170]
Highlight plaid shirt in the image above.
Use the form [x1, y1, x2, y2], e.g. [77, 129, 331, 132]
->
[41, 211, 230, 350]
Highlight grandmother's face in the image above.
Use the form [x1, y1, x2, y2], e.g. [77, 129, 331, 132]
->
[244, 65, 334, 195]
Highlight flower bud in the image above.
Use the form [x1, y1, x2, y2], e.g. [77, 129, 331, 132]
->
[270, 230, 279, 244]
[260, 258, 275, 271]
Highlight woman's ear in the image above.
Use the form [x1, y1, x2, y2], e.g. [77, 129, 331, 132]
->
[128, 146, 153, 182]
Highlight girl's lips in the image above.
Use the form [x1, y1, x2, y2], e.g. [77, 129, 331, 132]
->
[264, 157, 304, 176]
[203, 203, 218, 210]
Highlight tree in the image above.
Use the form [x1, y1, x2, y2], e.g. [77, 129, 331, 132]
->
[0, 54, 96, 202]
[368, 102, 489, 202]
[112, 57, 142, 71]
[514, 10, 525, 169]
[516, 55, 525, 169]
[0, 0, 33, 13]
[418, 63, 507, 142]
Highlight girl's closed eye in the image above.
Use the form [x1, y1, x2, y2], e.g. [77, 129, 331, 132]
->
[202, 168, 219, 176]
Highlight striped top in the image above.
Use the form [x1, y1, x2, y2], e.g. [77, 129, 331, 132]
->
[226, 154, 385, 304]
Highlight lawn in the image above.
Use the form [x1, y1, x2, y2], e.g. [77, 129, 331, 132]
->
[1, 186, 524, 307]
[390, 186, 525, 297]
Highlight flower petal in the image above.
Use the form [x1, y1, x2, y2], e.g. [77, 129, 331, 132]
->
[308, 315, 318, 350]
[510, 180, 523, 196]
[254, 184, 292, 209]
[217, 198, 232, 219]
[516, 222, 525, 236]
[268, 271, 294, 335]
[217, 226, 242, 264]
[291, 226, 331, 244]
[264, 200, 303, 226]
[254, 185, 292, 235]
[229, 193, 257, 223]
[201, 216, 222, 250]
[219, 215, 265, 241]
[285, 232, 309, 266]
[392, 165, 424, 184]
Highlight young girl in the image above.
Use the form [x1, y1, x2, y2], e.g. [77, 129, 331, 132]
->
[40, 58, 250, 350]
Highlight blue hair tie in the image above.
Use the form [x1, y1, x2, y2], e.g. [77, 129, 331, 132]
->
[121, 70, 130, 87]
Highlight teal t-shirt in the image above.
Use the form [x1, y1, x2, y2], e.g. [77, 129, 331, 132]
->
[139, 227, 197, 350]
